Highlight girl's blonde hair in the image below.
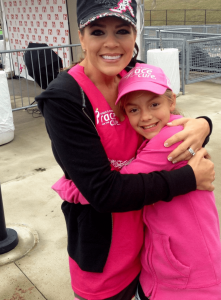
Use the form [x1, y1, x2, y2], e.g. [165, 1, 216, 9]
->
[119, 89, 182, 116]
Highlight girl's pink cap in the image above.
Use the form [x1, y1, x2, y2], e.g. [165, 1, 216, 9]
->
[116, 63, 172, 104]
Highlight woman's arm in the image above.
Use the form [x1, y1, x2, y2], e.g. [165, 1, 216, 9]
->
[36, 74, 212, 213]
[164, 117, 212, 163]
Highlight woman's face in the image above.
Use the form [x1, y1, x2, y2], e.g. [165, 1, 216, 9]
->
[78, 17, 137, 78]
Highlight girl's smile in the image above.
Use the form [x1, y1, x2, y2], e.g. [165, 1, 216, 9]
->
[124, 91, 176, 140]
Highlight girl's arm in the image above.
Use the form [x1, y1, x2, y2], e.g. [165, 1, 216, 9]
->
[164, 117, 212, 163]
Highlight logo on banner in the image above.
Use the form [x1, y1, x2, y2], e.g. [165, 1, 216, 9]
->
[13, 26, 16, 32]
[18, 7, 20, 12]
[27, 14, 30, 20]
[25, 0, 28, 5]
[47, 14, 51, 20]
[31, 21, 34, 26]
[31, 0, 34, 4]
[55, 14, 59, 20]
[9, 1, 12, 7]
[32, 14, 36, 20]
[17, 27, 20, 32]
[43, 21, 47, 27]
[60, 22, 64, 28]
[11, 14, 14, 19]
[15, 39, 18, 44]
[48, 29, 52, 35]
[25, 40, 28, 46]
[52, 22, 56, 28]
[8, 8, 10, 13]
[41, 28, 44, 34]
[22, 7, 26, 13]
[35, 7, 38, 12]
[21, 14, 24, 19]
[46, 0, 49, 4]
[15, 14, 18, 19]
[21, 34, 24, 39]
[63, 52, 67, 58]
[65, 30, 68, 36]
[42, 6, 47, 13]
[11, 39, 13, 43]
[39, 14, 42, 20]
[34, 28, 37, 34]
[45, 36, 49, 42]
[50, 6, 54, 12]
[53, 36, 57, 43]
[19, 0, 22, 5]
[12, 32, 14, 38]
[24, 21, 27, 26]
[4, 2, 7, 7]
[56, 29, 61, 35]
[13, 1, 17, 6]
[53, 0, 57, 4]
[58, 6, 62, 12]
[37, 0, 41, 4]
[32, 35, 36, 40]
[62, 0, 65, 3]
[26, 34, 29, 40]
[63, 14, 67, 20]
[29, 7, 32, 13]
[38, 35, 42, 41]
[23, 27, 26, 33]
[37, 21, 40, 27]
[61, 37, 65, 43]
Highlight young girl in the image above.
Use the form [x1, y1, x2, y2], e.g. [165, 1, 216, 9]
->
[52, 64, 221, 299]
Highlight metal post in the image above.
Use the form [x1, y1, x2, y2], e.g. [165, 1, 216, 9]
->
[0, 184, 18, 254]
[150, 10, 151, 26]
[166, 10, 167, 26]
[205, 10, 206, 25]
[184, 10, 186, 25]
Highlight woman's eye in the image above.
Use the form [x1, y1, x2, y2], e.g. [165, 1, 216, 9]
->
[91, 30, 104, 36]
[117, 29, 130, 35]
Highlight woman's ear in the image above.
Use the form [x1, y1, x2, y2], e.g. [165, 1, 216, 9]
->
[170, 93, 177, 112]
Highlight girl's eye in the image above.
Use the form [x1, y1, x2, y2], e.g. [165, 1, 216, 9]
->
[151, 103, 160, 108]
[130, 108, 138, 113]
[91, 30, 104, 36]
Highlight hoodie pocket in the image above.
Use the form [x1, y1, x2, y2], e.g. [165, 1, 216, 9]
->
[151, 233, 190, 288]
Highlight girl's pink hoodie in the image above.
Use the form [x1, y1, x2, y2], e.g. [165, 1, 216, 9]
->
[53, 114, 221, 299]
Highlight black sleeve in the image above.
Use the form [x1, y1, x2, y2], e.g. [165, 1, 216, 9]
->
[196, 116, 213, 147]
[37, 91, 196, 213]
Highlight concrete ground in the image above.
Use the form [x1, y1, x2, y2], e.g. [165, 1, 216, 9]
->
[0, 80, 221, 300]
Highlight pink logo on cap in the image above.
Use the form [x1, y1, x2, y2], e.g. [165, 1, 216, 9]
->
[116, 63, 173, 104]
[110, 0, 134, 17]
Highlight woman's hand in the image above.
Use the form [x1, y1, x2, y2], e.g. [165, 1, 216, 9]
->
[164, 118, 210, 163]
[188, 148, 215, 191]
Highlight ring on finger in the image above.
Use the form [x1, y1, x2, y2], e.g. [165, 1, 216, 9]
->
[188, 147, 195, 156]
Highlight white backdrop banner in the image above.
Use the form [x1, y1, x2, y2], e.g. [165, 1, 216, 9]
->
[3, 0, 71, 77]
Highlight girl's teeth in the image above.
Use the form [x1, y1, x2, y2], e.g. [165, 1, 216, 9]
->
[144, 124, 156, 129]
[102, 55, 121, 60]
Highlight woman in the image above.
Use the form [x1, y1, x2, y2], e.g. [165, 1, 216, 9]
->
[36, 1, 214, 299]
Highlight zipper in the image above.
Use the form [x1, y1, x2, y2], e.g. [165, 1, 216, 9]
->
[80, 86, 113, 265]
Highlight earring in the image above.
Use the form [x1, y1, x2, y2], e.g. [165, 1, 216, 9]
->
[83, 49, 86, 53]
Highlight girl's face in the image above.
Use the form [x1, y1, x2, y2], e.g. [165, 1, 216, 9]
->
[124, 91, 176, 140]
[78, 17, 137, 78]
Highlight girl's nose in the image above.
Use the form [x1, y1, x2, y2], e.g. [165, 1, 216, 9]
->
[141, 110, 152, 122]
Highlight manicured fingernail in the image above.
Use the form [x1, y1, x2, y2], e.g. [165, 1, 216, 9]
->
[164, 143, 169, 147]
[168, 157, 172, 161]
[173, 160, 177, 164]
[167, 122, 172, 125]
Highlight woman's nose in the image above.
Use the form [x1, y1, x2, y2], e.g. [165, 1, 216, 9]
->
[104, 34, 119, 48]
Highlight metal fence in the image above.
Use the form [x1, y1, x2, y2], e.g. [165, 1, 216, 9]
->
[0, 44, 82, 111]
[144, 10, 221, 26]
[186, 37, 221, 84]
[144, 25, 221, 37]
[143, 25, 221, 88]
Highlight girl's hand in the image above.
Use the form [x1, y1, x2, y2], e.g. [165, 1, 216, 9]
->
[188, 148, 215, 191]
[165, 118, 210, 163]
